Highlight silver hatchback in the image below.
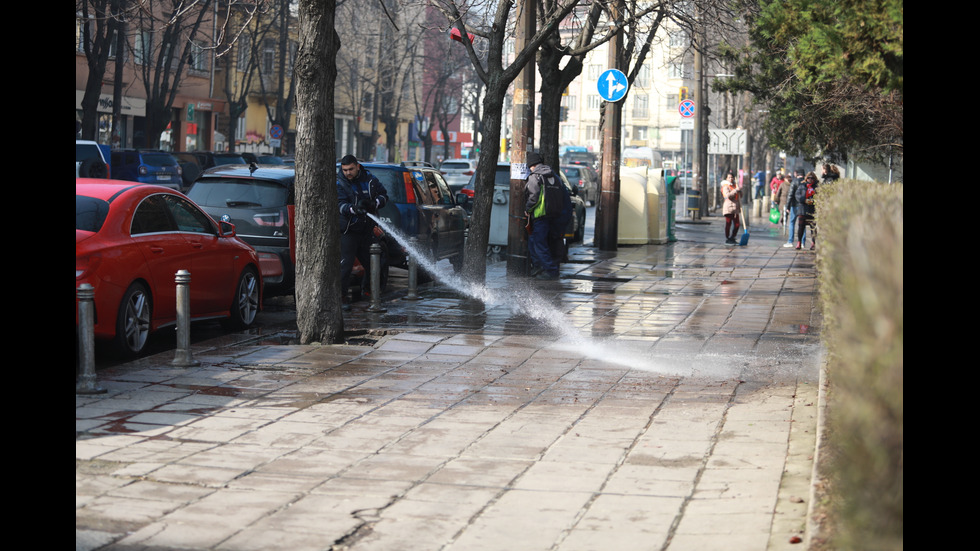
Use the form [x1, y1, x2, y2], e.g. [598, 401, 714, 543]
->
[439, 158, 479, 193]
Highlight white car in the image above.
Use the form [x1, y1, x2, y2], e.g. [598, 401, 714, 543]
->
[439, 158, 479, 193]
[76, 140, 109, 178]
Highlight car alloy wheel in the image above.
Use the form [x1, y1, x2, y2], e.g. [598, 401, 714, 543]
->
[115, 282, 151, 356]
[227, 267, 260, 329]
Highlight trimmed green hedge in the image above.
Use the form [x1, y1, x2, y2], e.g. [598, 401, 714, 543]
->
[815, 179, 903, 550]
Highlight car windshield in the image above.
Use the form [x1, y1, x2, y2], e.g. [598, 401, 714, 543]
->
[188, 178, 289, 208]
[76, 195, 110, 232]
[141, 153, 178, 167]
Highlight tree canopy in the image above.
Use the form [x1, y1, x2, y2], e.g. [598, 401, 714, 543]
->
[719, 0, 903, 163]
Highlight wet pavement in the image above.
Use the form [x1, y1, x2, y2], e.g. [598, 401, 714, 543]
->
[77, 212, 824, 551]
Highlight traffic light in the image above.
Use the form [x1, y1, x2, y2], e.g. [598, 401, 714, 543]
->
[679, 86, 689, 101]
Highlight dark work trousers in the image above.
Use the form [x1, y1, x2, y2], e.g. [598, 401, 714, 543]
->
[529, 217, 559, 276]
[340, 230, 374, 298]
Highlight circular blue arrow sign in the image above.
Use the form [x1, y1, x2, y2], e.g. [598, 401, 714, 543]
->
[597, 69, 629, 103]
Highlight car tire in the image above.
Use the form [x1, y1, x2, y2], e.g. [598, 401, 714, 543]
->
[224, 266, 260, 329]
[113, 282, 152, 357]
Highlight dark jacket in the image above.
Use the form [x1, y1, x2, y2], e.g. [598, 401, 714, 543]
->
[337, 166, 388, 234]
[524, 164, 560, 219]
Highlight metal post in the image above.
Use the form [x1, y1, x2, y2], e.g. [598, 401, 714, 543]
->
[368, 243, 386, 313]
[405, 238, 420, 301]
[76, 283, 106, 394]
[172, 270, 200, 367]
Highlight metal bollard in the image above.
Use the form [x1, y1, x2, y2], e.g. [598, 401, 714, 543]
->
[368, 243, 386, 313]
[172, 270, 200, 367]
[76, 284, 106, 394]
[405, 238, 420, 301]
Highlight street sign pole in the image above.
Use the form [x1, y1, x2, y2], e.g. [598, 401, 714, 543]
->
[595, 6, 626, 251]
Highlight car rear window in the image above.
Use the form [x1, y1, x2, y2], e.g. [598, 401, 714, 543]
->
[140, 153, 178, 167]
[214, 154, 246, 165]
[188, 178, 290, 209]
[76, 195, 110, 232]
[563, 167, 581, 178]
[76, 144, 103, 163]
[441, 162, 471, 170]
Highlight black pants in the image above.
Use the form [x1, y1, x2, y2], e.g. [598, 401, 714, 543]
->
[340, 231, 374, 297]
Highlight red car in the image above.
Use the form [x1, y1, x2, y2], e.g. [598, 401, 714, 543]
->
[76, 180, 262, 356]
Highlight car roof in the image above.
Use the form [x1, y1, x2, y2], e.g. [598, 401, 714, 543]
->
[75, 179, 181, 200]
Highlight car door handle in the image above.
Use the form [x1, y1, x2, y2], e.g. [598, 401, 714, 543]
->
[149, 246, 165, 254]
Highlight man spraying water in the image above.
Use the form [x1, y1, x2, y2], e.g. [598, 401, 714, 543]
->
[337, 154, 388, 311]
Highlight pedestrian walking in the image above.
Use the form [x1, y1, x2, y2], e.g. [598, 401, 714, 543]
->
[782, 171, 804, 247]
[524, 151, 563, 280]
[769, 168, 784, 197]
[337, 154, 389, 309]
[772, 172, 791, 226]
[821, 163, 840, 185]
[754, 169, 766, 199]
[795, 171, 819, 250]
[721, 172, 742, 244]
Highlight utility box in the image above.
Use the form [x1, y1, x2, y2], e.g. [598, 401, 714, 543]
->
[618, 167, 668, 245]
[488, 184, 510, 252]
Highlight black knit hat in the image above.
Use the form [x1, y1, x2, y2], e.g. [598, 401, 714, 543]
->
[526, 152, 543, 167]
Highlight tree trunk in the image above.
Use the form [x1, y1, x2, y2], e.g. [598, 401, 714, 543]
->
[461, 88, 505, 282]
[294, 0, 344, 344]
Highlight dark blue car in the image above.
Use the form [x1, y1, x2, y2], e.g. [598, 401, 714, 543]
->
[109, 149, 183, 189]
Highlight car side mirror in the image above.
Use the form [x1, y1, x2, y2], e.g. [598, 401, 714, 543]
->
[455, 193, 470, 206]
[218, 220, 237, 236]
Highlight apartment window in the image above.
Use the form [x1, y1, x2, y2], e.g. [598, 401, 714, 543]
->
[588, 64, 602, 80]
[561, 124, 577, 141]
[635, 126, 649, 140]
[669, 62, 686, 79]
[134, 31, 152, 66]
[635, 65, 651, 88]
[237, 34, 251, 71]
[235, 116, 246, 142]
[586, 125, 600, 141]
[561, 95, 577, 110]
[670, 31, 688, 49]
[262, 39, 276, 74]
[632, 94, 649, 118]
[587, 94, 602, 110]
[667, 94, 678, 108]
[189, 41, 208, 72]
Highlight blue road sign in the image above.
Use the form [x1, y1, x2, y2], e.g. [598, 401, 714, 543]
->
[597, 69, 629, 103]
